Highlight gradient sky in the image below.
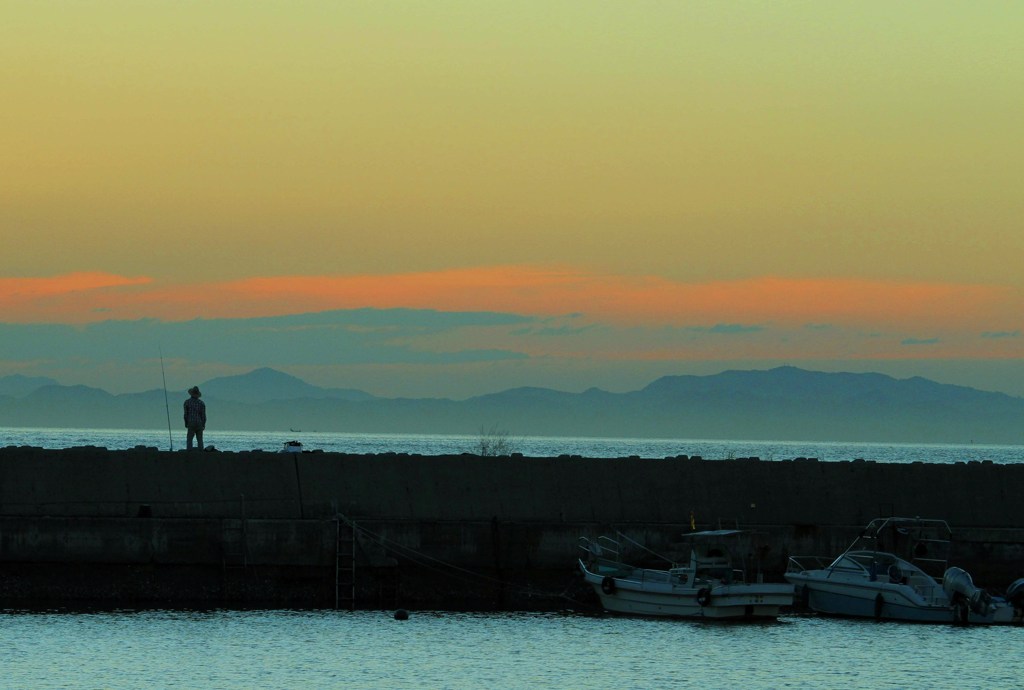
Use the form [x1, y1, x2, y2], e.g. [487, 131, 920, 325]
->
[2, 2, 1023, 398]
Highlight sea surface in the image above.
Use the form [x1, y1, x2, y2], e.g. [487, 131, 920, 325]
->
[2, 608, 1022, 689]
[2, 426, 1022, 464]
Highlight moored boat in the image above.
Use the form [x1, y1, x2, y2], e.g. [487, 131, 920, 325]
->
[785, 517, 1024, 625]
[578, 530, 794, 620]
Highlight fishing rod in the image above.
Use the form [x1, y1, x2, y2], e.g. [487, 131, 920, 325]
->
[159, 347, 174, 451]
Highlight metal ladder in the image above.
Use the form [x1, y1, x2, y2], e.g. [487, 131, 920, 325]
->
[335, 515, 356, 610]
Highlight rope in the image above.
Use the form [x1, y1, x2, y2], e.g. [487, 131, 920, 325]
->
[339, 515, 584, 602]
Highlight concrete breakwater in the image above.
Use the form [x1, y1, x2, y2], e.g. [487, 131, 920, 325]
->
[1, 446, 1023, 609]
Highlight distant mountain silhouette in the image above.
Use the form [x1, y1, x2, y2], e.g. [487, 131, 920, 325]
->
[25, 384, 115, 405]
[0, 374, 59, 397]
[1, 366, 1022, 444]
[198, 367, 375, 403]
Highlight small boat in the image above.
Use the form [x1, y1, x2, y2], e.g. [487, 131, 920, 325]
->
[578, 529, 795, 620]
[281, 440, 303, 453]
[785, 516, 1024, 625]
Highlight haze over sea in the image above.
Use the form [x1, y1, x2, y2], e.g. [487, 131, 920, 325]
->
[4, 427, 1022, 465]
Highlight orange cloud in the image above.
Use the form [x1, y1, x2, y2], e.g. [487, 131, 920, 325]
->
[211, 270, 1021, 333]
[0, 272, 152, 322]
[0, 272, 150, 298]
[1, 268, 1020, 340]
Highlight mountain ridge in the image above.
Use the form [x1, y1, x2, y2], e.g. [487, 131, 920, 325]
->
[1, 366, 1022, 444]
[197, 367, 375, 403]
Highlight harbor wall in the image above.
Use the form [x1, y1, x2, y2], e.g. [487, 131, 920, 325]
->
[3, 447, 1023, 526]
[1, 446, 1022, 608]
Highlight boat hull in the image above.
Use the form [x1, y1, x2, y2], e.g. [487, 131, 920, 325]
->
[787, 573, 1017, 625]
[582, 562, 793, 620]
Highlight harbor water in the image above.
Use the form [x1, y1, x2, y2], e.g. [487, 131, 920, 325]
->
[2, 427, 1022, 464]
[2, 609, 1022, 689]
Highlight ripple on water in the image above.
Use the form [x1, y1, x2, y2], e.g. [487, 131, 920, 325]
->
[7, 610, 1022, 689]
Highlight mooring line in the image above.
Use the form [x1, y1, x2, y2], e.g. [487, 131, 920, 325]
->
[343, 517, 569, 600]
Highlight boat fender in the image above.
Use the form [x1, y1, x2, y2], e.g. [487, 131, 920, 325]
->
[874, 593, 884, 620]
[601, 576, 617, 595]
[697, 588, 711, 607]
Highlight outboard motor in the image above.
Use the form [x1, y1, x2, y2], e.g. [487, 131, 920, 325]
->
[1005, 577, 1024, 614]
[943, 567, 993, 615]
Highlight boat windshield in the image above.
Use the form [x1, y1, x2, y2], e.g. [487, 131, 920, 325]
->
[829, 551, 926, 584]
[831, 552, 897, 573]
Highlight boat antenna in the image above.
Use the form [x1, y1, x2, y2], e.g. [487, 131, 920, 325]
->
[159, 347, 174, 451]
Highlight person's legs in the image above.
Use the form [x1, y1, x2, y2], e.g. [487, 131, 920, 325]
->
[187, 428, 196, 450]
[196, 428, 204, 449]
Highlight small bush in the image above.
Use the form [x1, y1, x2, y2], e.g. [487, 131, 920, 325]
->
[476, 424, 517, 457]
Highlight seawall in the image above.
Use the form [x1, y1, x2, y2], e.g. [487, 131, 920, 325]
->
[1, 446, 1022, 609]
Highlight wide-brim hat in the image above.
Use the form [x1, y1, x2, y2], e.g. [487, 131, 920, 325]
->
[188, 386, 201, 396]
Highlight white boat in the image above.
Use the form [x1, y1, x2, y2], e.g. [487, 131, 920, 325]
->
[785, 517, 1024, 625]
[281, 440, 303, 453]
[578, 530, 794, 620]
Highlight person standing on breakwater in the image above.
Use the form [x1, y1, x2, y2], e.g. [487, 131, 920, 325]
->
[183, 386, 207, 450]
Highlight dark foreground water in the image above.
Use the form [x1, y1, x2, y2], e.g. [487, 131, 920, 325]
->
[2, 427, 1022, 464]
[2, 609, 1021, 689]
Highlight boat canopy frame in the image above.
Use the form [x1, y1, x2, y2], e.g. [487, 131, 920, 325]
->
[788, 516, 955, 580]
[580, 528, 768, 585]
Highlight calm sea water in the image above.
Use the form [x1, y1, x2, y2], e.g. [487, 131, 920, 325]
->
[2, 426, 1022, 464]
[2, 609, 1022, 689]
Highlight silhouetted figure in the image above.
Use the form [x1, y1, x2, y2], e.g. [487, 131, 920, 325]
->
[184, 386, 207, 450]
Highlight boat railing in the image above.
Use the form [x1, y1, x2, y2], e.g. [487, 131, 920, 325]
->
[863, 517, 953, 540]
[851, 517, 954, 573]
[578, 536, 634, 576]
[580, 537, 686, 583]
[787, 555, 832, 573]
[911, 556, 950, 576]
[579, 535, 622, 561]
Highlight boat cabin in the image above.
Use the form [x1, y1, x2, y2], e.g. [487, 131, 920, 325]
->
[684, 530, 754, 585]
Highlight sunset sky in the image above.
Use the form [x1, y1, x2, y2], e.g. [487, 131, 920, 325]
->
[2, 2, 1023, 399]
